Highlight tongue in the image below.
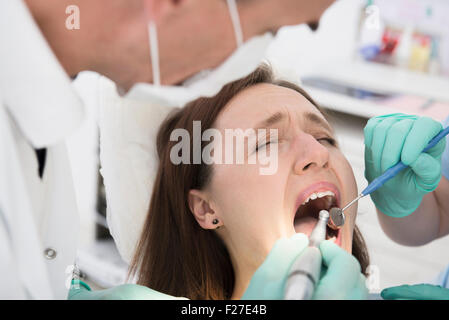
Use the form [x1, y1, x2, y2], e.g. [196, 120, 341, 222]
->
[294, 216, 318, 237]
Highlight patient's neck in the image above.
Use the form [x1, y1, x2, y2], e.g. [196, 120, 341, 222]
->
[230, 268, 254, 299]
[227, 246, 268, 299]
[221, 230, 273, 299]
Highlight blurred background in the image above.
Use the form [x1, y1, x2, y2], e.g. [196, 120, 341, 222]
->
[69, 0, 449, 292]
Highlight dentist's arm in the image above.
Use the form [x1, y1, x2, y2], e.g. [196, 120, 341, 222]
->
[364, 114, 449, 246]
[378, 178, 449, 246]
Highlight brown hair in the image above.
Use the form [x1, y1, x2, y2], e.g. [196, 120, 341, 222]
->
[128, 64, 370, 299]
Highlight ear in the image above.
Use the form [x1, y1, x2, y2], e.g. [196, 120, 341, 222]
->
[188, 189, 222, 229]
[143, 0, 187, 21]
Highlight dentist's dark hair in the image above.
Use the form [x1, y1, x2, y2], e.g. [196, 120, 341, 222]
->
[128, 64, 370, 299]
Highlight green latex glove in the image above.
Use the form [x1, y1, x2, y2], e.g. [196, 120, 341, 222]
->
[242, 233, 309, 299]
[364, 113, 446, 217]
[313, 240, 368, 300]
[68, 279, 187, 300]
[381, 284, 449, 300]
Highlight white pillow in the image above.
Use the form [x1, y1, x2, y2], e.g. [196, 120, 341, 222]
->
[98, 77, 178, 264]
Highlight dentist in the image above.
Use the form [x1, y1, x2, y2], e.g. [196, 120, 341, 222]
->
[1, 0, 364, 300]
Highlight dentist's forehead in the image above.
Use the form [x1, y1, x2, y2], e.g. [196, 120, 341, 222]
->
[216, 83, 326, 130]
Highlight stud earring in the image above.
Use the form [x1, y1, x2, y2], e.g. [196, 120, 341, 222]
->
[212, 218, 219, 225]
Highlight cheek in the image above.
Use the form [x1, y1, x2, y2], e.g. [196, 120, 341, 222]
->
[330, 149, 358, 197]
[328, 151, 359, 253]
[341, 158, 358, 199]
[330, 151, 358, 226]
[343, 159, 358, 227]
[209, 163, 285, 228]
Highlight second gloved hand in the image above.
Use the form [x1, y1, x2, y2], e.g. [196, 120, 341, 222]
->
[68, 280, 187, 300]
[381, 284, 449, 300]
[313, 240, 368, 300]
[364, 113, 446, 217]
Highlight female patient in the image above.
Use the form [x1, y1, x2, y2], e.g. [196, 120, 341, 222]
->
[129, 65, 369, 299]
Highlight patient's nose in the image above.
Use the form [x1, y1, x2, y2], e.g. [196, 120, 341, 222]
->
[293, 133, 330, 175]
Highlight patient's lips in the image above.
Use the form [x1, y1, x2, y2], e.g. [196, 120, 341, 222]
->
[293, 181, 342, 246]
[294, 182, 341, 211]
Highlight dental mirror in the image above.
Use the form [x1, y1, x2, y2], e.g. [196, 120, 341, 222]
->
[328, 207, 345, 229]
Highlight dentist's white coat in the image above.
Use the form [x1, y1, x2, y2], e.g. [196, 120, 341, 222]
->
[0, 0, 84, 299]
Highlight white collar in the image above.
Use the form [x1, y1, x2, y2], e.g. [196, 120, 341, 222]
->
[0, 0, 84, 148]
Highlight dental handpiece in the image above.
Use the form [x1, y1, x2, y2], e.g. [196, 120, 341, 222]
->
[284, 210, 329, 300]
[328, 124, 449, 230]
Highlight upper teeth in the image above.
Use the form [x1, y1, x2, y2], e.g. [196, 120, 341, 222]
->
[302, 191, 335, 205]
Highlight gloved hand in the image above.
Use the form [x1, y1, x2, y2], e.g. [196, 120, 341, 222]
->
[313, 240, 368, 300]
[381, 284, 449, 300]
[68, 279, 187, 300]
[242, 233, 309, 299]
[364, 113, 446, 217]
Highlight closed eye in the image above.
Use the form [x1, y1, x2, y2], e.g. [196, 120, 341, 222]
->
[255, 140, 272, 152]
[317, 137, 336, 146]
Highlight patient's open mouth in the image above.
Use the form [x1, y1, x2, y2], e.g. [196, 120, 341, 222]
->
[294, 188, 341, 242]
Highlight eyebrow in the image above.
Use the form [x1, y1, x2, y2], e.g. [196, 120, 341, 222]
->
[304, 112, 333, 133]
[254, 111, 332, 133]
[255, 111, 286, 129]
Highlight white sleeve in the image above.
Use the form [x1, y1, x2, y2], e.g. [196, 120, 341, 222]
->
[0, 206, 26, 298]
[0, 105, 27, 298]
